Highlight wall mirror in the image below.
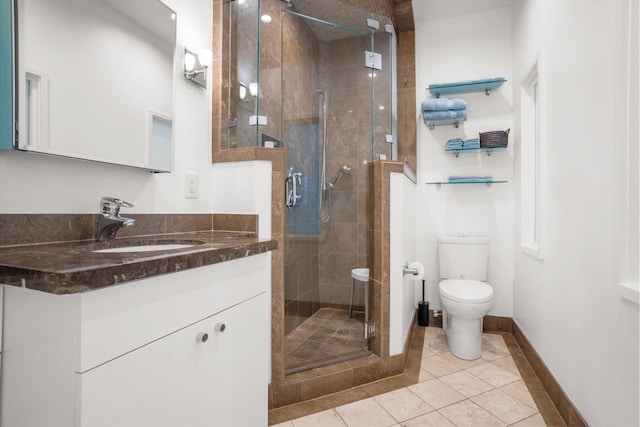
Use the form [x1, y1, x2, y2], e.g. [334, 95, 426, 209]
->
[14, 0, 177, 172]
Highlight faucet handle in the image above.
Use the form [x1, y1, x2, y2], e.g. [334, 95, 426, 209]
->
[100, 196, 134, 216]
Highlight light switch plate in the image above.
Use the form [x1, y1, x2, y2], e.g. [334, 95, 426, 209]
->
[185, 172, 198, 199]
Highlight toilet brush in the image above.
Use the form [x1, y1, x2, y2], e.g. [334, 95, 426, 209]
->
[418, 279, 429, 327]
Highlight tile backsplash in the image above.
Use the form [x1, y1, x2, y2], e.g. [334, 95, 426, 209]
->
[0, 213, 258, 247]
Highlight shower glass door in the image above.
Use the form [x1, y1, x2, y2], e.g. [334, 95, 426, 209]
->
[281, 0, 391, 374]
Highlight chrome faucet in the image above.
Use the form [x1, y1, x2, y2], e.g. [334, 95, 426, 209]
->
[96, 197, 135, 242]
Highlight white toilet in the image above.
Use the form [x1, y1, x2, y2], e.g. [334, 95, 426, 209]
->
[438, 236, 494, 360]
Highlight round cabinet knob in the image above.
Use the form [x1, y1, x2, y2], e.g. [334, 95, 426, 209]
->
[196, 332, 209, 342]
[214, 323, 226, 333]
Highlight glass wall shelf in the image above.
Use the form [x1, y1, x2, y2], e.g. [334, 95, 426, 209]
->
[445, 146, 507, 157]
[426, 180, 508, 187]
[424, 118, 464, 130]
[428, 77, 506, 98]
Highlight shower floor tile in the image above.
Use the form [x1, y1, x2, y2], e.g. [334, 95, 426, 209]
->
[285, 308, 369, 373]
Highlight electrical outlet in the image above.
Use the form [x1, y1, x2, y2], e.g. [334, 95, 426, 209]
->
[185, 172, 198, 199]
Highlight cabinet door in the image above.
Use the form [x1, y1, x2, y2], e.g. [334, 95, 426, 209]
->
[209, 292, 269, 427]
[77, 293, 268, 427]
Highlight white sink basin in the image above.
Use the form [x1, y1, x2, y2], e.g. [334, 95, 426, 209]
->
[93, 244, 195, 253]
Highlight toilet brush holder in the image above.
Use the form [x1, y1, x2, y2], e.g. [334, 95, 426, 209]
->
[418, 280, 429, 327]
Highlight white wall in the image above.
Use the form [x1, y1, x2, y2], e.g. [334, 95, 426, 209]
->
[413, 5, 514, 317]
[390, 171, 417, 355]
[0, 0, 224, 215]
[210, 161, 272, 239]
[511, 1, 639, 425]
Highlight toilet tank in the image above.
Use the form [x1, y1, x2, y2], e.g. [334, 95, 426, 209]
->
[438, 236, 489, 281]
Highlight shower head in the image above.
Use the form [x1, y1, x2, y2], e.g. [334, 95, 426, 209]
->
[327, 164, 351, 189]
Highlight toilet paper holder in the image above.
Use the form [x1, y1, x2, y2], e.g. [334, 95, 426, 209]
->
[403, 261, 420, 276]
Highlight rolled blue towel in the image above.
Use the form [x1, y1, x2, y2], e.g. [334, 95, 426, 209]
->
[421, 98, 450, 112]
[422, 111, 454, 121]
[453, 109, 467, 119]
[423, 109, 467, 122]
[450, 99, 467, 110]
[421, 98, 467, 112]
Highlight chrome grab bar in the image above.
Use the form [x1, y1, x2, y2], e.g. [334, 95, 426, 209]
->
[285, 168, 302, 208]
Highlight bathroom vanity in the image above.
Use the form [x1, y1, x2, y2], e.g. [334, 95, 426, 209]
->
[0, 231, 276, 427]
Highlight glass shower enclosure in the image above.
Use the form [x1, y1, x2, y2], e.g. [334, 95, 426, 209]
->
[225, 0, 397, 374]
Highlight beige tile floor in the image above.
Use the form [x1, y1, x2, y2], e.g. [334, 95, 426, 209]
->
[273, 327, 546, 427]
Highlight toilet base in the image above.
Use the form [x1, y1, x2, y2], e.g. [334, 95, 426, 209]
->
[444, 312, 483, 360]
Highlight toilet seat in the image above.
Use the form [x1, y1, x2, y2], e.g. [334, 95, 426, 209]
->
[439, 279, 493, 304]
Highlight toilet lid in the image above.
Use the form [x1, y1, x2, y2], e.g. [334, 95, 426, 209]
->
[439, 279, 493, 303]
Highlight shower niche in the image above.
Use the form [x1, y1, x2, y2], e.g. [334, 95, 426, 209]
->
[221, 0, 397, 376]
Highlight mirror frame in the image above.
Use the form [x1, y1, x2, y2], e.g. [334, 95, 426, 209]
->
[9, 0, 177, 173]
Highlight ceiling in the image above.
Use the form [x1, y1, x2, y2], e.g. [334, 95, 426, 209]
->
[412, 0, 514, 23]
[286, 0, 395, 41]
[282, 0, 515, 42]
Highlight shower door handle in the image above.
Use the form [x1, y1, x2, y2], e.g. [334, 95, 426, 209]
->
[285, 175, 295, 207]
[286, 170, 303, 208]
[285, 175, 297, 208]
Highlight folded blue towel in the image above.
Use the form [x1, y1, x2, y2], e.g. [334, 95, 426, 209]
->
[464, 138, 480, 149]
[423, 109, 467, 121]
[448, 175, 493, 183]
[421, 98, 467, 112]
[447, 138, 464, 150]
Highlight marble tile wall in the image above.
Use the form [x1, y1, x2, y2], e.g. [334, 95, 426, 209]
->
[0, 213, 258, 247]
[316, 34, 382, 313]
[397, 29, 416, 173]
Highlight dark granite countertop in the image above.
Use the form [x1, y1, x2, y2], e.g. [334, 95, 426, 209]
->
[0, 231, 277, 295]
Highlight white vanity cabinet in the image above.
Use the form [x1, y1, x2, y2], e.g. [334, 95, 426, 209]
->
[0, 254, 270, 427]
[78, 293, 266, 427]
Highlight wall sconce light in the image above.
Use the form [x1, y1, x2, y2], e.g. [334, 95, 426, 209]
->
[184, 48, 213, 88]
[239, 83, 247, 100]
[249, 82, 258, 97]
[239, 81, 258, 100]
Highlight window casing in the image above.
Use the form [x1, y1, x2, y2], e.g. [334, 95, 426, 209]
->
[520, 53, 544, 259]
